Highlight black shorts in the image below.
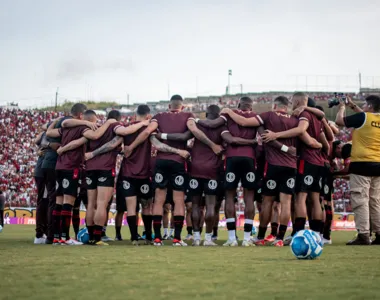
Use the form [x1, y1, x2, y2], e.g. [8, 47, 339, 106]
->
[86, 170, 115, 190]
[262, 163, 297, 196]
[188, 177, 221, 196]
[56, 169, 80, 197]
[116, 179, 126, 212]
[224, 157, 256, 190]
[153, 159, 187, 191]
[120, 176, 153, 199]
[296, 160, 324, 194]
[322, 168, 333, 202]
[74, 179, 88, 207]
[255, 179, 263, 203]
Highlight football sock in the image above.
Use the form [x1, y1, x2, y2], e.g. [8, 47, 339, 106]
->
[213, 227, 218, 236]
[320, 222, 325, 235]
[187, 226, 193, 235]
[0, 210, 4, 227]
[163, 228, 168, 236]
[72, 208, 80, 238]
[142, 214, 152, 240]
[127, 216, 138, 241]
[101, 225, 107, 237]
[52, 204, 62, 240]
[205, 233, 212, 242]
[169, 228, 174, 236]
[293, 217, 306, 233]
[153, 215, 163, 240]
[87, 225, 94, 241]
[244, 219, 253, 241]
[200, 227, 203, 234]
[258, 226, 267, 240]
[277, 224, 288, 241]
[115, 226, 121, 238]
[323, 204, 333, 240]
[310, 219, 322, 232]
[226, 218, 236, 241]
[174, 216, 185, 240]
[193, 231, 201, 240]
[93, 225, 103, 242]
[61, 204, 73, 241]
[271, 222, 279, 236]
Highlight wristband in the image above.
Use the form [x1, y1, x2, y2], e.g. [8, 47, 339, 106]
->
[281, 145, 289, 153]
[195, 118, 200, 123]
[161, 133, 168, 140]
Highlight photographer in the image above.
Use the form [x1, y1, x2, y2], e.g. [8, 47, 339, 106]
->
[336, 95, 380, 245]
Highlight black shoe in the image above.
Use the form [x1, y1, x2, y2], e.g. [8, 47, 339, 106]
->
[346, 233, 371, 245]
[45, 239, 53, 245]
[137, 234, 144, 240]
[115, 236, 123, 241]
[371, 234, 380, 245]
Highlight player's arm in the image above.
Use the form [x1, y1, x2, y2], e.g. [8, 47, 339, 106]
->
[41, 123, 48, 131]
[328, 121, 340, 135]
[156, 130, 193, 142]
[220, 108, 261, 127]
[299, 132, 322, 149]
[124, 122, 158, 157]
[46, 119, 62, 138]
[57, 137, 88, 156]
[62, 119, 98, 131]
[257, 126, 297, 156]
[197, 117, 226, 129]
[293, 106, 325, 120]
[85, 136, 123, 161]
[34, 132, 44, 146]
[187, 119, 223, 155]
[319, 132, 330, 155]
[114, 120, 150, 136]
[221, 131, 255, 146]
[82, 119, 115, 140]
[262, 119, 309, 142]
[150, 135, 190, 160]
[322, 118, 334, 142]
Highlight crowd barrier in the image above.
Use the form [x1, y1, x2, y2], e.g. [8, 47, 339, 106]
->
[3, 207, 356, 230]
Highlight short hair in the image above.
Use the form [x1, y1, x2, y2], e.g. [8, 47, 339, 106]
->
[316, 105, 324, 112]
[274, 96, 289, 107]
[293, 92, 308, 98]
[206, 105, 220, 118]
[365, 95, 380, 112]
[307, 97, 316, 108]
[332, 140, 342, 155]
[240, 96, 253, 104]
[107, 110, 121, 121]
[170, 94, 183, 109]
[71, 103, 87, 117]
[137, 104, 150, 116]
[170, 95, 183, 102]
[84, 110, 96, 117]
[341, 143, 352, 159]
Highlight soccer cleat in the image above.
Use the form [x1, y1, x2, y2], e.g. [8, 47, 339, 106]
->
[64, 239, 83, 246]
[223, 239, 238, 247]
[185, 234, 193, 240]
[211, 235, 218, 241]
[253, 238, 266, 246]
[115, 236, 123, 241]
[242, 240, 255, 247]
[192, 239, 201, 246]
[43, 234, 47, 239]
[264, 234, 276, 243]
[132, 240, 139, 246]
[45, 239, 53, 245]
[203, 240, 218, 247]
[322, 238, 332, 245]
[34, 237, 46, 245]
[95, 241, 109, 246]
[101, 235, 114, 242]
[137, 234, 144, 241]
[172, 239, 188, 247]
[272, 239, 284, 247]
[283, 235, 293, 246]
[145, 240, 154, 245]
[52, 238, 61, 245]
[154, 238, 164, 246]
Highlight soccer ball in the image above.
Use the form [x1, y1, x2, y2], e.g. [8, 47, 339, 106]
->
[251, 226, 257, 236]
[290, 230, 323, 260]
[77, 227, 90, 244]
[310, 230, 324, 248]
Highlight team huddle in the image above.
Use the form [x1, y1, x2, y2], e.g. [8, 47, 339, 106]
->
[35, 92, 351, 247]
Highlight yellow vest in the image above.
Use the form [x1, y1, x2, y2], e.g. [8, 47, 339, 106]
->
[351, 112, 380, 163]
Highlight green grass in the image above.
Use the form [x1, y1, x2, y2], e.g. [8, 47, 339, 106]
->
[0, 226, 379, 300]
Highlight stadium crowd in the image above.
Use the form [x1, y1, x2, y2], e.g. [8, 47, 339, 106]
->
[0, 93, 353, 213]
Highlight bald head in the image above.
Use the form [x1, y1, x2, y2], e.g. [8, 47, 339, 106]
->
[292, 92, 308, 109]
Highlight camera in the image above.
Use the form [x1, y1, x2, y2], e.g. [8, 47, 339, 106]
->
[328, 93, 347, 108]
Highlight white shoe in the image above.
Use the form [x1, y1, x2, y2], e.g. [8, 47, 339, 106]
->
[192, 239, 201, 246]
[242, 240, 255, 247]
[154, 239, 164, 246]
[284, 235, 293, 246]
[34, 237, 46, 244]
[64, 239, 83, 246]
[43, 234, 47, 239]
[185, 234, 193, 240]
[223, 239, 238, 247]
[101, 236, 114, 242]
[203, 240, 218, 247]
[173, 240, 188, 247]
[322, 237, 332, 245]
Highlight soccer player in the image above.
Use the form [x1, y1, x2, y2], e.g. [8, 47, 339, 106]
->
[123, 95, 194, 246]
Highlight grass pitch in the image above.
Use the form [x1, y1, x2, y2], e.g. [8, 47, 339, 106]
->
[0, 226, 379, 300]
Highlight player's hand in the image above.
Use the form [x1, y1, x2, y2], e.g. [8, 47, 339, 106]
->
[142, 119, 150, 126]
[124, 146, 133, 158]
[220, 108, 231, 115]
[338, 99, 346, 109]
[37, 149, 46, 157]
[211, 144, 224, 155]
[178, 149, 190, 160]
[288, 146, 297, 157]
[292, 106, 305, 117]
[261, 130, 278, 143]
[85, 152, 94, 161]
[56, 147, 64, 156]
[86, 121, 98, 131]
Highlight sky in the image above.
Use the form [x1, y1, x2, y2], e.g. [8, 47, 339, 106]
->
[1, 0, 380, 108]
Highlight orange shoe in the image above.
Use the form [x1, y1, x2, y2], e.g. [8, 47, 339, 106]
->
[272, 239, 284, 247]
[264, 234, 276, 243]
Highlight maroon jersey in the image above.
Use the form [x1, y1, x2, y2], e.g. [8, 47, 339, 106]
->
[221, 109, 257, 159]
[258, 111, 298, 169]
[151, 110, 194, 163]
[56, 126, 89, 170]
[298, 111, 324, 166]
[121, 122, 151, 178]
[86, 122, 122, 171]
[191, 124, 226, 179]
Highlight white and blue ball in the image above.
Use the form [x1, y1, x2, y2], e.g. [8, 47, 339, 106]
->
[290, 229, 323, 260]
[77, 227, 90, 244]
